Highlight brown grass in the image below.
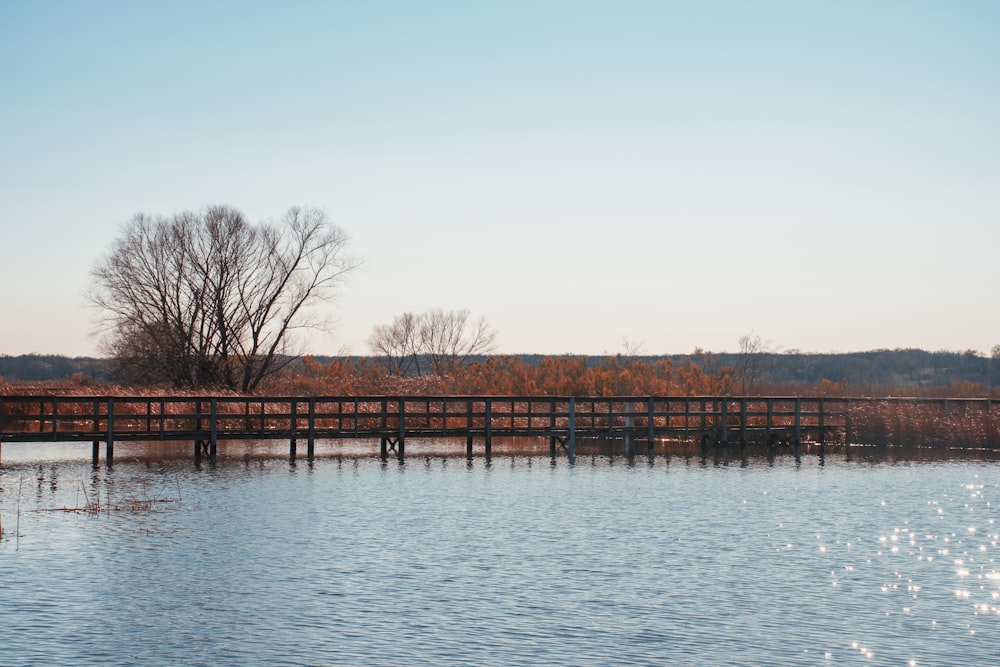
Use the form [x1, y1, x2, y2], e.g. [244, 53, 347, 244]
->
[849, 400, 1000, 449]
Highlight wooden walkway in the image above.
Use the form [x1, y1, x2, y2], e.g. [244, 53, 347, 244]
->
[0, 395, 993, 465]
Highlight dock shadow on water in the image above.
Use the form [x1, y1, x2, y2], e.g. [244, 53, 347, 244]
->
[2, 437, 1000, 666]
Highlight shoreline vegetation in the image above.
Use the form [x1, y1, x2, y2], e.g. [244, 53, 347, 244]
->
[3, 352, 997, 399]
[2, 348, 998, 392]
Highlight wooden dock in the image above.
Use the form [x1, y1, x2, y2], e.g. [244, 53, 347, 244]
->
[0, 395, 993, 465]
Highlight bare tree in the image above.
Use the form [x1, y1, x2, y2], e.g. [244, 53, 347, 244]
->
[991, 344, 1000, 389]
[367, 308, 498, 377]
[419, 308, 498, 376]
[90, 205, 358, 391]
[367, 312, 422, 376]
[622, 337, 646, 360]
[736, 332, 776, 395]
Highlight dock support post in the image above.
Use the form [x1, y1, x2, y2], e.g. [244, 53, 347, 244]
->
[379, 436, 403, 461]
[105, 397, 115, 467]
[485, 399, 492, 463]
[290, 400, 297, 459]
[92, 440, 99, 466]
[818, 398, 825, 445]
[210, 398, 218, 461]
[739, 398, 747, 459]
[647, 397, 655, 461]
[549, 437, 556, 458]
[794, 398, 802, 453]
[624, 402, 634, 459]
[568, 397, 576, 465]
[845, 398, 853, 447]
[465, 398, 474, 460]
[397, 399, 405, 461]
[766, 398, 773, 445]
[307, 399, 315, 459]
[720, 399, 729, 454]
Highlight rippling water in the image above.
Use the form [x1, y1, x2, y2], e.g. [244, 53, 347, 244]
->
[2, 442, 999, 666]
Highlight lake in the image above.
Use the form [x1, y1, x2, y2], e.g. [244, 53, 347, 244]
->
[2, 440, 999, 666]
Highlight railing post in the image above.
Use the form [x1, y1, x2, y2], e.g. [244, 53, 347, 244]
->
[465, 399, 474, 460]
[210, 397, 218, 461]
[485, 399, 492, 463]
[624, 402, 634, 459]
[647, 397, 655, 461]
[721, 399, 729, 448]
[766, 398, 773, 443]
[397, 399, 405, 461]
[794, 398, 802, 449]
[289, 400, 297, 459]
[194, 399, 202, 460]
[568, 397, 576, 465]
[739, 398, 747, 457]
[818, 398, 825, 444]
[845, 399, 853, 446]
[307, 398, 316, 459]
[106, 397, 115, 467]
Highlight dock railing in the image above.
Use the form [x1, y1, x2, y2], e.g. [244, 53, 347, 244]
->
[0, 395, 994, 465]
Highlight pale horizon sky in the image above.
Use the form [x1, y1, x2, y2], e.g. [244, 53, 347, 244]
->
[2, 1, 998, 359]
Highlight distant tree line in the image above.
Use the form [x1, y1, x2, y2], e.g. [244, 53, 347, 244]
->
[4, 349, 997, 396]
[0, 355, 112, 383]
[674, 347, 998, 391]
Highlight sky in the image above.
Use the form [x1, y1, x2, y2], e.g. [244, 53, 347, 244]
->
[1, 0, 998, 358]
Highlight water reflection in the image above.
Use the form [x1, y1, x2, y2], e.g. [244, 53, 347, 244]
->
[3, 436, 1000, 468]
[1, 445, 999, 666]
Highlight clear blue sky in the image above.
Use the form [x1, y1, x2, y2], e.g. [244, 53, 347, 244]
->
[2, 1, 998, 358]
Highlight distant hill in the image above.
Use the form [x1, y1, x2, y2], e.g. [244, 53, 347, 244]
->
[2, 349, 996, 389]
[0, 355, 113, 383]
